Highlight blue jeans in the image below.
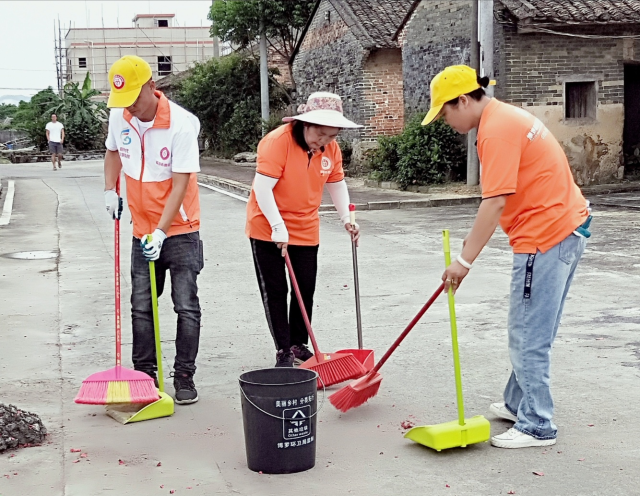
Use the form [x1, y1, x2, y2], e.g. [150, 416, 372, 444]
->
[130, 232, 204, 376]
[504, 233, 586, 439]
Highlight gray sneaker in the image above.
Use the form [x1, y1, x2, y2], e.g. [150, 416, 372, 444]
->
[275, 349, 295, 367]
[173, 373, 198, 405]
[490, 402, 517, 422]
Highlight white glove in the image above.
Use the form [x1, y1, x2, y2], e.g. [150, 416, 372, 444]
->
[141, 229, 167, 261]
[105, 189, 122, 220]
[271, 222, 289, 244]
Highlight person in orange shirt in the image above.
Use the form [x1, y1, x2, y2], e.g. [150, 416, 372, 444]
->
[423, 66, 592, 449]
[246, 92, 361, 367]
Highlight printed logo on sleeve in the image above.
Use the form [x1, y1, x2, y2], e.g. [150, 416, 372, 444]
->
[113, 75, 125, 89]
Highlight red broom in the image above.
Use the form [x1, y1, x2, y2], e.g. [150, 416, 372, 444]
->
[285, 253, 366, 387]
[75, 180, 158, 405]
[330, 282, 445, 412]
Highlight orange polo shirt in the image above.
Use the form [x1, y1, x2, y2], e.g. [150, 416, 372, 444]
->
[478, 99, 588, 254]
[245, 123, 344, 246]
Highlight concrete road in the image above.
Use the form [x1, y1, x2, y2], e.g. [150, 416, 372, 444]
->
[0, 161, 639, 496]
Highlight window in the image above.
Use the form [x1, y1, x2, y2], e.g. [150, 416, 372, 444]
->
[79, 57, 87, 68]
[157, 19, 169, 27]
[158, 56, 172, 76]
[565, 81, 596, 119]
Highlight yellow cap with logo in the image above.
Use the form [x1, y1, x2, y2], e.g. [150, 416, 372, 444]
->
[422, 65, 496, 126]
[107, 55, 153, 108]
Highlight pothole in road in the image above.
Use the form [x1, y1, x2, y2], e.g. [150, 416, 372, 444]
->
[2, 251, 58, 260]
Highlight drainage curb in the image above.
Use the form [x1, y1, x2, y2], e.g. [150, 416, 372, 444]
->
[197, 173, 250, 198]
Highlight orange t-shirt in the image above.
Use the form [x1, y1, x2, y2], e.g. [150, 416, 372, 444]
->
[478, 99, 588, 254]
[245, 123, 345, 246]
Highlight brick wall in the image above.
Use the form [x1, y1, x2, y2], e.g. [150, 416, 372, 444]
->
[361, 48, 404, 141]
[401, 0, 474, 118]
[292, 0, 367, 143]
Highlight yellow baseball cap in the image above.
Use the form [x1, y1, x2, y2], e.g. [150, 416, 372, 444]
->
[107, 55, 153, 108]
[422, 65, 496, 126]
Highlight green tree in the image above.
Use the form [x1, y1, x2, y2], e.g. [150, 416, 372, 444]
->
[0, 103, 18, 121]
[177, 54, 287, 157]
[53, 72, 108, 150]
[208, 0, 315, 89]
[12, 88, 61, 150]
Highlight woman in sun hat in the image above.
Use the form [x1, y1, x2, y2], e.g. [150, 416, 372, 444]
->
[424, 65, 591, 449]
[246, 91, 362, 367]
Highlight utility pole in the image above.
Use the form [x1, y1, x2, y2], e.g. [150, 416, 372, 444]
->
[54, 20, 61, 93]
[259, 1, 270, 134]
[467, 0, 480, 186]
[479, 0, 494, 97]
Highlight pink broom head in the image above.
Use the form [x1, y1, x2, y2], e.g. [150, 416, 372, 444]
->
[75, 367, 159, 405]
[300, 351, 367, 387]
[328, 371, 383, 412]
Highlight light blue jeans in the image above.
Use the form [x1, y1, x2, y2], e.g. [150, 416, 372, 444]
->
[503, 233, 587, 440]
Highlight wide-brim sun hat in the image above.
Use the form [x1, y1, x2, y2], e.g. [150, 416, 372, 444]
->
[107, 55, 153, 108]
[283, 92, 363, 129]
[422, 65, 496, 126]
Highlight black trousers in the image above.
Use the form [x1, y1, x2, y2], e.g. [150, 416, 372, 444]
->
[250, 238, 319, 351]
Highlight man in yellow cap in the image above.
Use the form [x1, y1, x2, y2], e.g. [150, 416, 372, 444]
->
[103, 55, 204, 405]
[425, 65, 591, 448]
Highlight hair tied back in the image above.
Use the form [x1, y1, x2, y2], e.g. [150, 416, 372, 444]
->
[477, 75, 491, 88]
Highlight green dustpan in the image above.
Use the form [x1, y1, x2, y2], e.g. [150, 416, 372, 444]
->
[106, 259, 174, 424]
[404, 230, 490, 451]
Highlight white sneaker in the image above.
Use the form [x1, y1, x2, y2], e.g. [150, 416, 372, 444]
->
[490, 402, 517, 422]
[491, 428, 557, 449]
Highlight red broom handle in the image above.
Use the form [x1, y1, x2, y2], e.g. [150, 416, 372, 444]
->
[371, 283, 445, 373]
[284, 253, 323, 356]
[115, 178, 122, 369]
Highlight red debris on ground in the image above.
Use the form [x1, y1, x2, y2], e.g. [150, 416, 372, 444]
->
[532, 471, 544, 476]
[445, 484, 450, 488]
[160, 485, 164, 489]
[588, 424, 594, 427]
[118, 459, 125, 465]
[578, 458, 585, 461]
[170, 491, 175, 495]
[80, 453, 88, 458]
[401, 420, 415, 429]
[508, 491, 516, 494]
[258, 471, 263, 474]
[70, 448, 81, 453]
[72, 460, 80, 464]
[157, 462, 162, 467]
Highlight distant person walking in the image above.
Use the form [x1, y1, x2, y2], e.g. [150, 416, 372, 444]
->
[45, 114, 64, 170]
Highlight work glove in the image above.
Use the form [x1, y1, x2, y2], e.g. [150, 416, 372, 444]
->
[105, 189, 123, 220]
[141, 229, 167, 261]
[271, 222, 289, 244]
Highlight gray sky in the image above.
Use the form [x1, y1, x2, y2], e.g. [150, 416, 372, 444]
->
[0, 1, 213, 103]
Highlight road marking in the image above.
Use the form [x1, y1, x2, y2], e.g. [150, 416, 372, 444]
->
[198, 182, 248, 203]
[0, 180, 15, 226]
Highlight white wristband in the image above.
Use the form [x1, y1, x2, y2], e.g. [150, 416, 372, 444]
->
[457, 254, 473, 269]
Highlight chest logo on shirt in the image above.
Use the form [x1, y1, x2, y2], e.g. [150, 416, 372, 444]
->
[120, 128, 132, 145]
[160, 147, 171, 160]
[321, 156, 332, 171]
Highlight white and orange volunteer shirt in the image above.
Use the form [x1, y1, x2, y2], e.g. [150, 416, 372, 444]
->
[105, 91, 201, 239]
[478, 99, 589, 253]
[246, 123, 344, 245]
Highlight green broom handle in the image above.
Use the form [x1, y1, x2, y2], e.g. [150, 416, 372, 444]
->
[149, 255, 165, 393]
[443, 230, 465, 427]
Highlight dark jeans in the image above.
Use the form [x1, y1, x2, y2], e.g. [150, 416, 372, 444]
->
[131, 232, 204, 376]
[250, 238, 319, 351]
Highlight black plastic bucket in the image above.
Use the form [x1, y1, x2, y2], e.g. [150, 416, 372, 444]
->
[239, 368, 320, 474]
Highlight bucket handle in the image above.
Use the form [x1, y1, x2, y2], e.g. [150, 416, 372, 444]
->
[239, 375, 326, 421]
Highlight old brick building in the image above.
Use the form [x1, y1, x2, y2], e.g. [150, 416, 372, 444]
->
[291, 0, 414, 160]
[398, 0, 640, 184]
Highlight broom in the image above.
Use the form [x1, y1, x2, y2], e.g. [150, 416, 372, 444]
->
[285, 253, 366, 387]
[329, 282, 445, 412]
[75, 181, 158, 405]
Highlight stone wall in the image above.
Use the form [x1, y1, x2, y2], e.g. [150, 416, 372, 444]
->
[292, 0, 367, 144]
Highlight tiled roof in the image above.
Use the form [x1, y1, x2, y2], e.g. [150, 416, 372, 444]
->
[331, 0, 415, 48]
[500, 0, 640, 24]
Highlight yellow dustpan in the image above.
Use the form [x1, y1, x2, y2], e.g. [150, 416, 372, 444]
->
[404, 230, 490, 450]
[106, 259, 174, 424]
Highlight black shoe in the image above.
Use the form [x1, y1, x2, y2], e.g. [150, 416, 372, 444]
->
[275, 349, 295, 368]
[172, 373, 199, 404]
[138, 370, 159, 389]
[291, 344, 314, 364]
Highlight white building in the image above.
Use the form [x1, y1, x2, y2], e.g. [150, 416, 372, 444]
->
[64, 14, 218, 99]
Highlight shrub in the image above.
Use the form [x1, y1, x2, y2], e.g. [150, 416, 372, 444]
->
[367, 114, 466, 188]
